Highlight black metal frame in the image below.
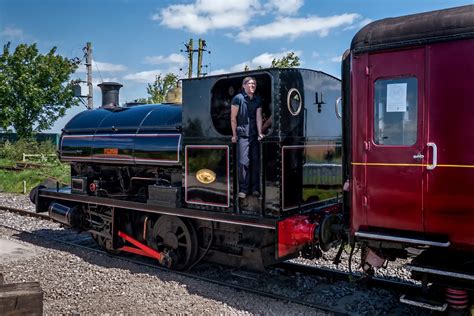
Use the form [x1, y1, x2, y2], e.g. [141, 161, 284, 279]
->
[38, 188, 277, 229]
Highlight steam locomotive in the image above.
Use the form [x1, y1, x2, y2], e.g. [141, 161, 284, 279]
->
[31, 4, 474, 312]
[32, 68, 343, 271]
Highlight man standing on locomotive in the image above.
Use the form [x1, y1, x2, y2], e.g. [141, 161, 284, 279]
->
[231, 76, 264, 199]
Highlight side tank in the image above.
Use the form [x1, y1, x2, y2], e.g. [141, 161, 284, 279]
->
[59, 104, 182, 166]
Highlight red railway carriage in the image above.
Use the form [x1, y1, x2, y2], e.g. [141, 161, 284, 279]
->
[342, 4, 474, 311]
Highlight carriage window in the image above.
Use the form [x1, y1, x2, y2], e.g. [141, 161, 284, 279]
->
[374, 77, 418, 145]
[211, 74, 272, 135]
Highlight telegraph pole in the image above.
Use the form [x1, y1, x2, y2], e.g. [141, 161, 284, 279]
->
[185, 39, 194, 79]
[197, 39, 206, 77]
[85, 42, 93, 109]
[182, 38, 209, 78]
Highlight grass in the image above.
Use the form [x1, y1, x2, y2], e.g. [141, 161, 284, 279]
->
[0, 160, 70, 194]
[0, 139, 71, 194]
[0, 156, 70, 194]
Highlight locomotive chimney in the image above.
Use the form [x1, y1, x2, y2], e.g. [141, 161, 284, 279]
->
[98, 82, 123, 107]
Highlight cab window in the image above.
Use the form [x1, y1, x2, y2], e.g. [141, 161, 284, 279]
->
[210, 74, 272, 135]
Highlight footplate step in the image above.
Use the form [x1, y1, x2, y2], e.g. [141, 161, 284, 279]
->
[400, 294, 447, 311]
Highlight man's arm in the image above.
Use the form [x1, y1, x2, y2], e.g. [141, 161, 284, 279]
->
[231, 104, 239, 143]
[262, 115, 272, 133]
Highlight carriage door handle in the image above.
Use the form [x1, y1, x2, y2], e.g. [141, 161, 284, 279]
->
[427, 142, 438, 170]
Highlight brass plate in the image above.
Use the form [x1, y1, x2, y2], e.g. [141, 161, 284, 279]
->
[196, 169, 216, 184]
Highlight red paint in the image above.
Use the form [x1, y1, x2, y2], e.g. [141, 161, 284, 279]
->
[277, 215, 318, 258]
[120, 246, 157, 259]
[423, 39, 474, 250]
[446, 288, 469, 309]
[89, 182, 96, 192]
[118, 230, 163, 261]
[354, 48, 426, 232]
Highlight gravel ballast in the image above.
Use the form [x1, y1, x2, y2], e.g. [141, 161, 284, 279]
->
[0, 193, 324, 314]
[0, 192, 427, 315]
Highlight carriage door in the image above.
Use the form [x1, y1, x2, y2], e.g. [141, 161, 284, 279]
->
[364, 48, 425, 232]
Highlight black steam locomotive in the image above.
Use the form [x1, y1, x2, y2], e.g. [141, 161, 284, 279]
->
[32, 68, 343, 270]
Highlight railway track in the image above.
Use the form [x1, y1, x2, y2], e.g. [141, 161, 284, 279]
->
[0, 206, 425, 315]
[276, 262, 422, 297]
[0, 205, 50, 220]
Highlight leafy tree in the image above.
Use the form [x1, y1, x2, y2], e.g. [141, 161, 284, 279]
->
[132, 97, 149, 104]
[146, 73, 179, 103]
[0, 42, 79, 138]
[271, 52, 301, 68]
[242, 52, 301, 71]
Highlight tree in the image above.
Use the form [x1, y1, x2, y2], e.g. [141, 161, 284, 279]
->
[132, 97, 149, 104]
[0, 42, 79, 138]
[146, 73, 179, 104]
[271, 52, 301, 68]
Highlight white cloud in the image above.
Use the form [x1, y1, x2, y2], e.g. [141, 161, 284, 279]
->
[77, 60, 126, 73]
[330, 56, 341, 63]
[123, 62, 184, 84]
[95, 61, 127, 72]
[153, 0, 261, 34]
[210, 50, 302, 75]
[265, 0, 303, 15]
[208, 68, 229, 76]
[0, 27, 24, 40]
[358, 18, 373, 28]
[95, 78, 120, 85]
[123, 70, 163, 83]
[237, 13, 361, 43]
[344, 17, 373, 30]
[144, 53, 186, 65]
[154, 1, 364, 45]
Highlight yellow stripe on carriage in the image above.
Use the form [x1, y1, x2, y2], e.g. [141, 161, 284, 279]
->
[351, 162, 474, 168]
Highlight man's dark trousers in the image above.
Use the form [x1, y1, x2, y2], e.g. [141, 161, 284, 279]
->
[238, 136, 260, 194]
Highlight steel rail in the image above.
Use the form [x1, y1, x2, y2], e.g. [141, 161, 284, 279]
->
[0, 205, 50, 220]
[274, 262, 422, 297]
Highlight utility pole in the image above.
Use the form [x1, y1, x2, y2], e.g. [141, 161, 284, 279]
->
[185, 39, 194, 79]
[197, 39, 207, 77]
[181, 38, 210, 78]
[85, 42, 93, 109]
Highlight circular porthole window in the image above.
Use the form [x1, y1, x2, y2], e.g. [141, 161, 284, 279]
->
[287, 88, 302, 116]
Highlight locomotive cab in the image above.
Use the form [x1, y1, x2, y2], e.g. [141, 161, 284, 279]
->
[182, 68, 342, 217]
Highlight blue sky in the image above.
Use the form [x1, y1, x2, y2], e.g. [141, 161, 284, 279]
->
[1, 0, 473, 132]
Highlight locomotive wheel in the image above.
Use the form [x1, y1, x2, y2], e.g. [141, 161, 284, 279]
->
[91, 233, 121, 255]
[148, 215, 198, 270]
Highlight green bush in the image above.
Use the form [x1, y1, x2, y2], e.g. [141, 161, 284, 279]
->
[0, 139, 57, 161]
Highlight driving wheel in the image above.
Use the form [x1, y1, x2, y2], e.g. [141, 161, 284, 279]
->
[148, 215, 198, 270]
